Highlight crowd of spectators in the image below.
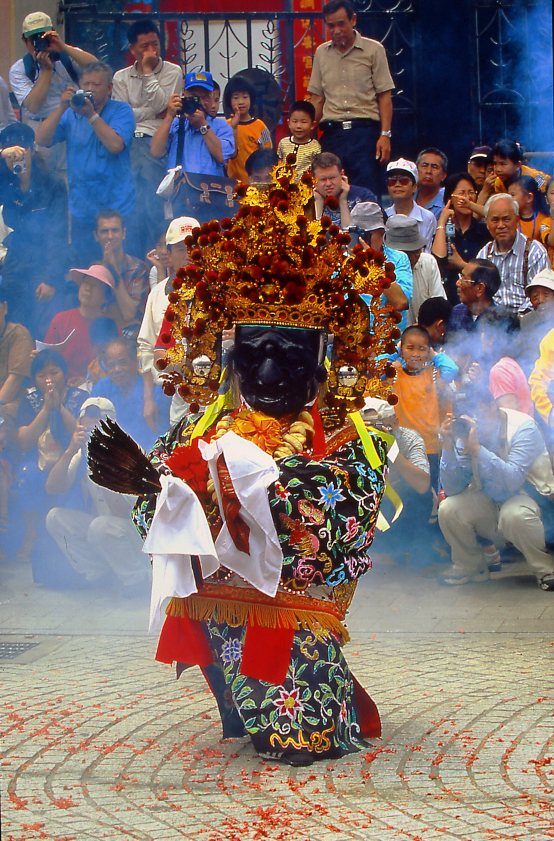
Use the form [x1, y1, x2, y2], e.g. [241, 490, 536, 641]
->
[1, 2, 554, 595]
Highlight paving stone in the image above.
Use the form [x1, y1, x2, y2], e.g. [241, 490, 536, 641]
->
[3, 554, 554, 839]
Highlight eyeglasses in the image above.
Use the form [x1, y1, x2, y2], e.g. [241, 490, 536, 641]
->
[317, 174, 341, 183]
[387, 175, 412, 186]
[457, 273, 479, 284]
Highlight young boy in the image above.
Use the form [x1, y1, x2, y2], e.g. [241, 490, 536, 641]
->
[224, 75, 272, 183]
[392, 325, 453, 491]
[277, 100, 321, 179]
[209, 80, 221, 117]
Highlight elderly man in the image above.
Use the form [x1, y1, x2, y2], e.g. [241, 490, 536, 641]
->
[112, 19, 182, 254]
[438, 384, 554, 590]
[312, 152, 377, 227]
[475, 193, 549, 314]
[415, 147, 447, 220]
[35, 61, 137, 267]
[385, 158, 437, 251]
[307, 0, 393, 193]
[445, 259, 501, 337]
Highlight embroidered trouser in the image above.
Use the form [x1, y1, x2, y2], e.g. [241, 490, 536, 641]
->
[199, 617, 367, 758]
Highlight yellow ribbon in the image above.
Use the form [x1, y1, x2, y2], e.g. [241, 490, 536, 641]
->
[191, 367, 233, 440]
[348, 412, 403, 532]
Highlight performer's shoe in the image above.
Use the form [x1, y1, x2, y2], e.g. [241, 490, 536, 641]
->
[259, 749, 315, 767]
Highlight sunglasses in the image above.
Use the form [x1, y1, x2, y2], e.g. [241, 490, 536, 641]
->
[387, 175, 412, 186]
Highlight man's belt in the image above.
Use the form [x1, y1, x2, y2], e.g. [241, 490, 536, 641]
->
[134, 131, 153, 139]
[320, 119, 379, 131]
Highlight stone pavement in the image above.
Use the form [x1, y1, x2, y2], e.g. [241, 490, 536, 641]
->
[2, 550, 554, 841]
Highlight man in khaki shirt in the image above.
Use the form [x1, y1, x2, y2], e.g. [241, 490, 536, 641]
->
[307, 0, 393, 195]
[112, 19, 182, 256]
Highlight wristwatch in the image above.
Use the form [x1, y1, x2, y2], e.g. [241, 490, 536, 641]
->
[199, 125, 209, 135]
[381, 130, 392, 138]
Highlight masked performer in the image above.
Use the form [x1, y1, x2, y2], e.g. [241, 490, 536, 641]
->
[88, 159, 400, 766]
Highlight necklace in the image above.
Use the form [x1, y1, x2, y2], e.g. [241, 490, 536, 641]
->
[211, 408, 315, 458]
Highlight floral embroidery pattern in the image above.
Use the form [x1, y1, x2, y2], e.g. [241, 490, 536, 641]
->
[274, 687, 305, 721]
[220, 637, 242, 664]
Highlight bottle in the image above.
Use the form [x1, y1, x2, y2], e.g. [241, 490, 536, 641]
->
[445, 219, 456, 257]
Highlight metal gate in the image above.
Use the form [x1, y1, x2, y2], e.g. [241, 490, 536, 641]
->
[61, 0, 552, 166]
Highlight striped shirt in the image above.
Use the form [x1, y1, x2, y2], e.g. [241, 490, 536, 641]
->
[476, 230, 548, 314]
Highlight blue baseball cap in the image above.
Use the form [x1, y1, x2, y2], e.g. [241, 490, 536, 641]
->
[184, 71, 213, 92]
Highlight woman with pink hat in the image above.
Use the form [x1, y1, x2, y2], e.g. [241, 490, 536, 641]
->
[42, 264, 135, 386]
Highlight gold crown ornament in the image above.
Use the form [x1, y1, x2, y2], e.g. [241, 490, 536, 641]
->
[156, 157, 401, 415]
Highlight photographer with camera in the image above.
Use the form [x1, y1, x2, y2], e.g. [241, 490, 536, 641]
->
[9, 12, 97, 173]
[0, 123, 69, 338]
[438, 383, 554, 590]
[35, 61, 137, 268]
[150, 70, 234, 177]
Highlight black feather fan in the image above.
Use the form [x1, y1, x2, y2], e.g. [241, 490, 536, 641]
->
[87, 418, 162, 496]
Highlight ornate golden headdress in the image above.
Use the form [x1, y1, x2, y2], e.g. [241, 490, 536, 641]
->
[157, 158, 401, 415]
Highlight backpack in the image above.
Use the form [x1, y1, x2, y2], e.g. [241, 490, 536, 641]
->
[22, 52, 79, 87]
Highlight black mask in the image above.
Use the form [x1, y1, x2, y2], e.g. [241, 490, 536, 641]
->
[232, 326, 327, 418]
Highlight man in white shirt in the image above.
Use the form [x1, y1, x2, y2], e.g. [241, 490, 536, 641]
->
[9, 11, 96, 172]
[112, 19, 183, 256]
[384, 158, 437, 252]
[138, 216, 199, 432]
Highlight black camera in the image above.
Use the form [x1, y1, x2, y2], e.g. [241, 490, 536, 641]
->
[451, 416, 472, 438]
[30, 33, 60, 61]
[181, 96, 204, 116]
[31, 33, 50, 52]
[71, 90, 94, 109]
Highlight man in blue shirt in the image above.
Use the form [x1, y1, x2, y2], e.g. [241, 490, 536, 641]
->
[349, 201, 411, 331]
[35, 61, 137, 267]
[150, 70, 234, 176]
[438, 383, 554, 590]
[91, 337, 166, 451]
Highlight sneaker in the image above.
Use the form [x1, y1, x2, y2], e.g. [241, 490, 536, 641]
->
[539, 574, 554, 591]
[442, 566, 490, 585]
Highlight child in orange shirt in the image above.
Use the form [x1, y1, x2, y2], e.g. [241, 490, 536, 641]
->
[540, 176, 554, 268]
[508, 175, 549, 243]
[392, 325, 453, 491]
[225, 75, 272, 183]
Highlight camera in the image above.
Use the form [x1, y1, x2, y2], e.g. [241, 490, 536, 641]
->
[30, 32, 60, 62]
[31, 33, 50, 52]
[13, 160, 27, 175]
[451, 416, 472, 438]
[181, 96, 204, 116]
[71, 90, 94, 109]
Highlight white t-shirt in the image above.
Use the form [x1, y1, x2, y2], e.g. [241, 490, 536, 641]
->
[9, 53, 83, 121]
